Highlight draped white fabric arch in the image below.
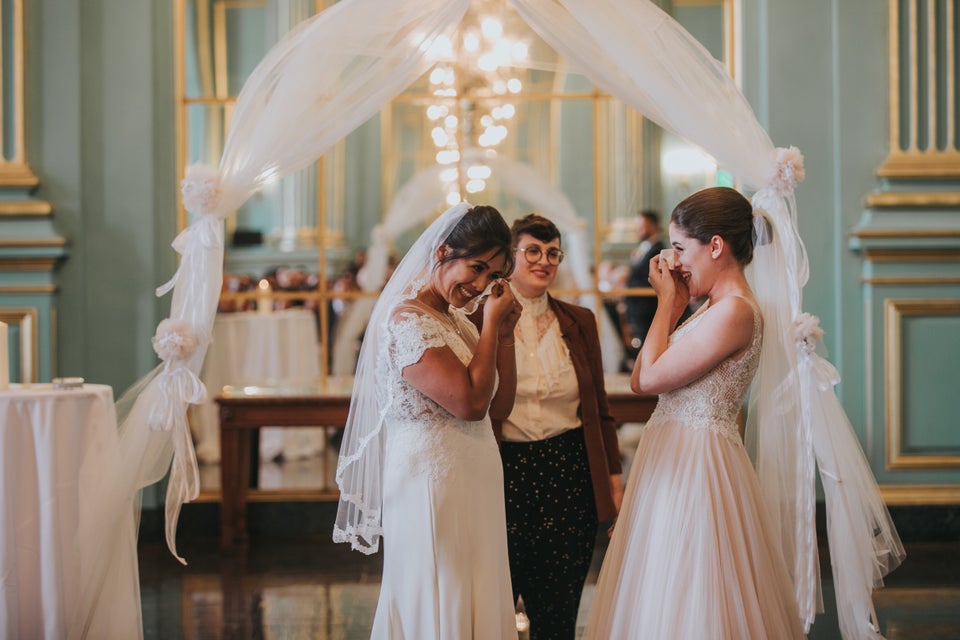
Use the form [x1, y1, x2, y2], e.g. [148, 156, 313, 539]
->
[331, 148, 622, 377]
[77, 1, 902, 638]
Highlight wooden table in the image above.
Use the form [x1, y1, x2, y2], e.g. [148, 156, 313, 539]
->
[216, 374, 656, 549]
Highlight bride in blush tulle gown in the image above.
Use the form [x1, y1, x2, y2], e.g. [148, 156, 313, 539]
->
[585, 187, 805, 639]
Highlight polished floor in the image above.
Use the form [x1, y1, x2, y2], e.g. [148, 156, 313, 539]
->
[139, 506, 960, 640]
[147, 427, 960, 639]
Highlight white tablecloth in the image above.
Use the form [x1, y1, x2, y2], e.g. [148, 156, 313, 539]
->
[192, 309, 324, 463]
[0, 383, 140, 639]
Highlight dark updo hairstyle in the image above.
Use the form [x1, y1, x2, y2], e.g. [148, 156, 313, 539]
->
[437, 204, 515, 277]
[510, 213, 561, 246]
[670, 186, 760, 266]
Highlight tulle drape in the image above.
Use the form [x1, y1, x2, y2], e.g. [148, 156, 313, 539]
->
[333, 202, 473, 553]
[73, 0, 469, 632]
[77, 0, 901, 637]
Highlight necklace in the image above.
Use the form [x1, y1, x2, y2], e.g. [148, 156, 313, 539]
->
[418, 287, 462, 336]
[444, 309, 463, 336]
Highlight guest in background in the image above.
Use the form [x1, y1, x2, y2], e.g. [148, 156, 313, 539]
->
[624, 209, 666, 354]
[497, 213, 623, 640]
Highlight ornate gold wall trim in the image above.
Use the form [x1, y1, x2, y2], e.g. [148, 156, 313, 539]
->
[0, 306, 38, 383]
[0, 200, 52, 217]
[851, 228, 960, 239]
[0, 238, 67, 247]
[877, 153, 960, 178]
[885, 299, 960, 470]
[0, 163, 39, 186]
[0, 285, 57, 294]
[864, 249, 960, 262]
[879, 484, 960, 505]
[882, 1, 960, 178]
[865, 277, 960, 285]
[866, 191, 960, 207]
[0, 258, 58, 271]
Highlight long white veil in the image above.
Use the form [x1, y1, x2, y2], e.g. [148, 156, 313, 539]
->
[80, 1, 901, 637]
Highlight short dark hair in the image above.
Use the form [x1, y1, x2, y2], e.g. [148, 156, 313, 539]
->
[669, 187, 756, 265]
[510, 213, 561, 247]
[438, 204, 515, 276]
[639, 209, 660, 227]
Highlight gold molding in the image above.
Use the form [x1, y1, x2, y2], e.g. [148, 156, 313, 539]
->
[0, 238, 68, 247]
[881, 1, 960, 178]
[865, 277, 960, 285]
[0, 200, 53, 217]
[0, 163, 39, 186]
[851, 228, 960, 239]
[879, 484, 960, 505]
[0, 285, 57, 294]
[0, 307, 38, 383]
[878, 152, 960, 178]
[0, 1, 34, 175]
[0, 258, 58, 271]
[885, 299, 960, 470]
[866, 191, 960, 207]
[864, 248, 960, 262]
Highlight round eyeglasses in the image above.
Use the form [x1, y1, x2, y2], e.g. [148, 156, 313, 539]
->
[516, 245, 564, 266]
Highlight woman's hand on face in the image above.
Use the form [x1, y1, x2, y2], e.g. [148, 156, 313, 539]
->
[648, 255, 675, 299]
[484, 279, 521, 332]
[649, 255, 690, 312]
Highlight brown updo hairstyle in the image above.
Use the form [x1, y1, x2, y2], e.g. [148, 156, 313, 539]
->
[669, 186, 760, 266]
[510, 213, 561, 246]
[436, 204, 515, 277]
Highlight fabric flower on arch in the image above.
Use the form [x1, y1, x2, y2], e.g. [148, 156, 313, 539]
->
[180, 163, 221, 216]
[766, 146, 806, 196]
[794, 312, 824, 355]
[152, 318, 200, 362]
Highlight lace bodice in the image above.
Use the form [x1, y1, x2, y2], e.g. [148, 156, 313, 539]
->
[375, 304, 497, 479]
[647, 301, 762, 446]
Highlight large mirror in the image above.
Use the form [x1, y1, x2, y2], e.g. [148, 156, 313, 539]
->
[175, 0, 736, 500]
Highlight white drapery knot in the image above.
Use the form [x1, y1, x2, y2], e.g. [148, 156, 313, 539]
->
[154, 214, 223, 297]
[147, 364, 208, 432]
[152, 318, 200, 362]
[180, 163, 222, 216]
[765, 145, 806, 196]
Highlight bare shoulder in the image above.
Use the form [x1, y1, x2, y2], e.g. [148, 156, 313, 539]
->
[699, 295, 757, 352]
[709, 295, 757, 324]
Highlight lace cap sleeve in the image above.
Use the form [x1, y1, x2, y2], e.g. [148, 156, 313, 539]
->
[389, 307, 448, 371]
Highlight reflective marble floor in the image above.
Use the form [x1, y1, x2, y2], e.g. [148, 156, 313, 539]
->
[139, 510, 960, 640]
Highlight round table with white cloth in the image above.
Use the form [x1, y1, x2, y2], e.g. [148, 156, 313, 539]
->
[0, 383, 140, 639]
[191, 309, 325, 464]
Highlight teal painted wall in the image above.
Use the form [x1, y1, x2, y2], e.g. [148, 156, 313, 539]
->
[20, 0, 957, 507]
[26, 0, 177, 506]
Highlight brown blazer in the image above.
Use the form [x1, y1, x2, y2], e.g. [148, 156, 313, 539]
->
[491, 296, 622, 523]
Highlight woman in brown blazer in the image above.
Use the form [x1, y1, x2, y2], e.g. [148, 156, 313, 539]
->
[493, 214, 623, 640]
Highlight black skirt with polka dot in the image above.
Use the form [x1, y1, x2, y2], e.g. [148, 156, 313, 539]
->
[501, 427, 598, 640]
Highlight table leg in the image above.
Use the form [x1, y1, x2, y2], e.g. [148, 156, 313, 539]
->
[220, 419, 239, 550]
[236, 428, 252, 546]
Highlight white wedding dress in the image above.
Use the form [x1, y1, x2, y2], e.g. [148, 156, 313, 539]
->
[370, 303, 517, 640]
[585, 301, 805, 639]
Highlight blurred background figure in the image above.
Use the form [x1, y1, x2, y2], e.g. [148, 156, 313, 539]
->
[623, 209, 666, 357]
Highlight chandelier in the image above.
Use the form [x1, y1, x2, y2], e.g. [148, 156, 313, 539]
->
[424, 4, 530, 205]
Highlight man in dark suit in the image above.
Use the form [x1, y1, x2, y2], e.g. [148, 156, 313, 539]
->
[624, 210, 666, 354]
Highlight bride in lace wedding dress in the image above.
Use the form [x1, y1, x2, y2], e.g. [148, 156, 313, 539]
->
[585, 187, 805, 639]
[334, 202, 522, 639]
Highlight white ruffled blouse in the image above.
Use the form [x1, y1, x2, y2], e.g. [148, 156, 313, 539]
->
[501, 289, 581, 442]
